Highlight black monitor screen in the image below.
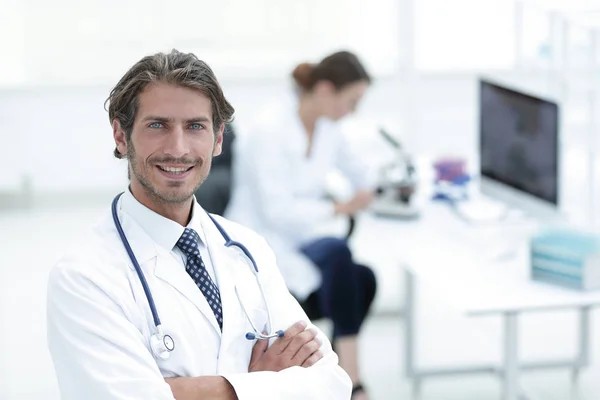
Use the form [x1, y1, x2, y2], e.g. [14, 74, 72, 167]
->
[479, 79, 559, 205]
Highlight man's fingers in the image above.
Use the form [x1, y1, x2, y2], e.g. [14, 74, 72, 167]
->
[284, 329, 318, 359]
[291, 336, 321, 365]
[250, 337, 269, 363]
[301, 350, 323, 367]
[270, 320, 308, 354]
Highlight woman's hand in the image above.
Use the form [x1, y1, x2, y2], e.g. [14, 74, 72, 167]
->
[334, 190, 375, 215]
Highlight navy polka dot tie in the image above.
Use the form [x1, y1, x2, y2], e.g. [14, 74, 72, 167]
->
[176, 228, 223, 331]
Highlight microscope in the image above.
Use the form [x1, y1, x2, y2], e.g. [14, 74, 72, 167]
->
[370, 128, 421, 219]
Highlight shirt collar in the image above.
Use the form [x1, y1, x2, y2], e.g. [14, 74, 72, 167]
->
[120, 188, 207, 254]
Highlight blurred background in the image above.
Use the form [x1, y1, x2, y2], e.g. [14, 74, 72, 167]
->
[3, 0, 600, 399]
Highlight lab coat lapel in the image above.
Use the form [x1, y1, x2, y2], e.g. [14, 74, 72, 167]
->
[153, 250, 222, 337]
[199, 213, 240, 343]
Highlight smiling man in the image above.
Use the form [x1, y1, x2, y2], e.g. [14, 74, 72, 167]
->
[46, 49, 352, 400]
[114, 83, 219, 223]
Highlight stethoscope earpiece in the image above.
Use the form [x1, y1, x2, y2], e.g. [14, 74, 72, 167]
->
[244, 329, 285, 341]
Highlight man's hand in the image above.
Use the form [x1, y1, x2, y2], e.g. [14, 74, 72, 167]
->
[334, 190, 375, 215]
[248, 321, 323, 372]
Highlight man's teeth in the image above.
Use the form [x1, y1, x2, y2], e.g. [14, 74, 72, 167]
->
[159, 166, 190, 174]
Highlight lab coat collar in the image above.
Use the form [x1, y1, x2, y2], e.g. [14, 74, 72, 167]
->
[120, 188, 208, 256]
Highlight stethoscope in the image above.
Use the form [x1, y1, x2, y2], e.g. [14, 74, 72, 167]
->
[111, 192, 284, 361]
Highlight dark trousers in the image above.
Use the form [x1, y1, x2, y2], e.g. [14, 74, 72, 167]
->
[299, 237, 377, 339]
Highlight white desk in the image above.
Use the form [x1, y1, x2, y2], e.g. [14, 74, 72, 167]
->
[352, 202, 600, 400]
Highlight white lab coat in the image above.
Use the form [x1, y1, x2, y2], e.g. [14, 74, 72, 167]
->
[226, 97, 375, 301]
[46, 193, 351, 399]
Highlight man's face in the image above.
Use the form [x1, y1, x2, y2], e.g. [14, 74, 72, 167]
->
[113, 82, 223, 205]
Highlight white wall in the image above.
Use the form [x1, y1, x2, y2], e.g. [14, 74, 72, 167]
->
[415, 0, 516, 71]
[0, 86, 127, 193]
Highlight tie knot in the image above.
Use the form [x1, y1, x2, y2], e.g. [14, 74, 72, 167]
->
[176, 228, 201, 258]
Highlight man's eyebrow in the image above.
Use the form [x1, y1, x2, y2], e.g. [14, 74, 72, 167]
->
[185, 117, 211, 124]
[140, 116, 212, 124]
[141, 115, 173, 123]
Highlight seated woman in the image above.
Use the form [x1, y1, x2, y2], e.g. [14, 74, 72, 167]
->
[226, 51, 377, 400]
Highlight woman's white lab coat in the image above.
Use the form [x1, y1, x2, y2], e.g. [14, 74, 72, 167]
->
[225, 97, 375, 301]
[46, 194, 351, 399]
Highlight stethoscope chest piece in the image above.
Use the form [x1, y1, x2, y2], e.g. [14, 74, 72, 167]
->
[163, 334, 175, 351]
[150, 332, 174, 361]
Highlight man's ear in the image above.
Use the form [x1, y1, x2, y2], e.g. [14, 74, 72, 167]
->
[113, 119, 128, 158]
[213, 123, 225, 157]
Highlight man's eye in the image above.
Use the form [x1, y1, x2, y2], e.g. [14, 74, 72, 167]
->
[149, 122, 163, 129]
[190, 123, 203, 130]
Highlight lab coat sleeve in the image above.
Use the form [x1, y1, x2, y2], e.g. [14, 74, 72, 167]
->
[334, 130, 377, 192]
[47, 259, 176, 400]
[245, 130, 336, 237]
[222, 236, 352, 399]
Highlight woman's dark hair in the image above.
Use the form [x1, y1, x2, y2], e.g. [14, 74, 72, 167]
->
[292, 51, 371, 92]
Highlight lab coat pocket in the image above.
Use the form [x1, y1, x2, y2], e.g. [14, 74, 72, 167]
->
[243, 306, 269, 335]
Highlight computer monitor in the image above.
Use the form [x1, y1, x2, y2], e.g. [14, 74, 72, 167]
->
[478, 78, 561, 220]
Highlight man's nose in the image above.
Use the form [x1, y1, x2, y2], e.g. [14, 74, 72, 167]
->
[164, 125, 189, 158]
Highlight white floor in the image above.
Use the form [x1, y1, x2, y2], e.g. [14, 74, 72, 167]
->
[1, 203, 600, 399]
